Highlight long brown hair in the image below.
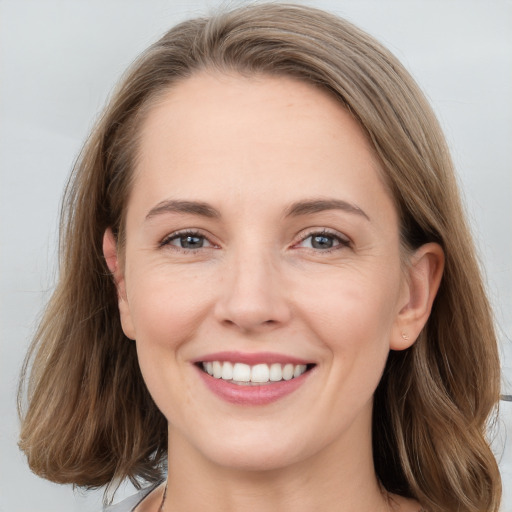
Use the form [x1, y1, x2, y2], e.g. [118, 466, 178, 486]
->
[19, 4, 502, 510]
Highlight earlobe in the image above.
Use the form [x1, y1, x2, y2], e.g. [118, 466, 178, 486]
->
[391, 242, 444, 350]
[102, 228, 136, 340]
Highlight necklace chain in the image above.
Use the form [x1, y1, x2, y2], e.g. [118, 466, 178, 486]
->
[158, 483, 168, 512]
[155, 482, 424, 511]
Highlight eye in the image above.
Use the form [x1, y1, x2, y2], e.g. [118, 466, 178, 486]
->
[296, 230, 350, 251]
[160, 231, 213, 250]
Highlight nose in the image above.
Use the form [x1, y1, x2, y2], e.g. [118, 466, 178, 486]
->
[214, 249, 292, 333]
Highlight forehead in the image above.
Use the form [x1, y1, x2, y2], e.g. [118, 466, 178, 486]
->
[138, 71, 375, 161]
[130, 71, 395, 223]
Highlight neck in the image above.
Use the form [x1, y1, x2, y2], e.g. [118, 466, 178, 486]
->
[163, 421, 388, 512]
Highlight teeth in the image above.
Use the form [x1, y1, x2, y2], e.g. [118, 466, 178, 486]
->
[201, 361, 309, 384]
[269, 363, 282, 381]
[232, 363, 251, 382]
[212, 361, 222, 379]
[282, 363, 294, 381]
[251, 363, 269, 383]
[294, 364, 307, 378]
[221, 361, 233, 380]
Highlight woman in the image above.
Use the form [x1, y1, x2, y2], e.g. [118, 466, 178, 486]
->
[18, 4, 502, 511]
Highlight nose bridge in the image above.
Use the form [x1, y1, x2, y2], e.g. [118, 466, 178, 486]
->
[215, 239, 290, 331]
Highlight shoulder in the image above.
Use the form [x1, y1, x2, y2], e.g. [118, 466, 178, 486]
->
[102, 485, 159, 512]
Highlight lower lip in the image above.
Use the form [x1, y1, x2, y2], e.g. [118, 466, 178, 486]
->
[196, 366, 312, 405]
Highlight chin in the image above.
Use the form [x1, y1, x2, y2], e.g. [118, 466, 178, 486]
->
[177, 423, 308, 473]
[208, 446, 302, 473]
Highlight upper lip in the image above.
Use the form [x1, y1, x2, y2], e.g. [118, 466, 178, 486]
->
[192, 351, 313, 366]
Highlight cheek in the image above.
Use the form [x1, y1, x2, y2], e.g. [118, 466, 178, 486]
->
[295, 266, 401, 392]
[126, 266, 214, 348]
[126, 269, 216, 418]
[300, 268, 401, 345]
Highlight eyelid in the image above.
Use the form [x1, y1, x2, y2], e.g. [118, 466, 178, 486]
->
[158, 227, 350, 252]
[159, 228, 218, 250]
[292, 228, 351, 250]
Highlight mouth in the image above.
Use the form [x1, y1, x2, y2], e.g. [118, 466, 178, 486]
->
[196, 361, 316, 386]
[193, 351, 316, 405]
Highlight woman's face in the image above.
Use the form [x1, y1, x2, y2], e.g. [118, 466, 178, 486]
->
[114, 72, 412, 471]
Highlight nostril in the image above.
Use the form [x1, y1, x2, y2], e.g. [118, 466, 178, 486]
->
[220, 317, 279, 332]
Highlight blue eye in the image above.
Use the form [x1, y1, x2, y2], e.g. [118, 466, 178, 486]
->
[173, 235, 206, 249]
[310, 234, 336, 249]
[161, 231, 212, 250]
[298, 231, 349, 250]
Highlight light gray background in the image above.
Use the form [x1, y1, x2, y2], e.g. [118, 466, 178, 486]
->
[1, 1, 511, 510]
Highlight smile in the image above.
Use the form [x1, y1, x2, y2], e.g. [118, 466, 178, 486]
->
[200, 361, 310, 385]
[194, 352, 316, 405]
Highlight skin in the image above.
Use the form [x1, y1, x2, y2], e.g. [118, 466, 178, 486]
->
[103, 72, 443, 511]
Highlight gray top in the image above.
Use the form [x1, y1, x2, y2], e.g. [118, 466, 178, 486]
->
[103, 486, 158, 512]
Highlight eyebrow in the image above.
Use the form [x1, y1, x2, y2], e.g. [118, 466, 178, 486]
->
[145, 200, 220, 220]
[145, 197, 369, 222]
[284, 198, 370, 221]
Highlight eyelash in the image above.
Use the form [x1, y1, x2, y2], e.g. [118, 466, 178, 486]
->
[293, 229, 351, 253]
[159, 228, 351, 253]
[159, 229, 215, 253]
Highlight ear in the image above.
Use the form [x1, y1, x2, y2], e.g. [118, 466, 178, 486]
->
[103, 228, 136, 340]
[391, 242, 444, 350]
